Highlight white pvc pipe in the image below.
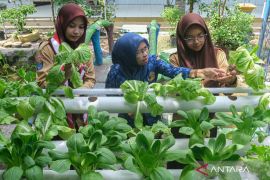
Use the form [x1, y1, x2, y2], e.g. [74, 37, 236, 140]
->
[61, 96, 261, 113]
[0, 167, 259, 180]
[49, 88, 270, 96]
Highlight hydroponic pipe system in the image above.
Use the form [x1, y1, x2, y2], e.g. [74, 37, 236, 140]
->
[60, 96, 260, 114]
[50, 87, 270, 96]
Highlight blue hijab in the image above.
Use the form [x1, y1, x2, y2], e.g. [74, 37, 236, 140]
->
[112, 32, 149, 81]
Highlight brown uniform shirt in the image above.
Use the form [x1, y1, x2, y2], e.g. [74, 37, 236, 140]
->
[35, 41, 96, 88]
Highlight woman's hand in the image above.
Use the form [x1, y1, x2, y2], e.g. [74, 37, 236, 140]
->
[216, 75, 237, 86]
[194, 68, 226, 80]
[216, 65, 238, 86]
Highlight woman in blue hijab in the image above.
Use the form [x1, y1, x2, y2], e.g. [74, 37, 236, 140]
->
[105, 32, 225, 126]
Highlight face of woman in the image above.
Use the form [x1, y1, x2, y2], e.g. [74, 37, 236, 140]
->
[65, 16, 85, 42]
[184, 25, 207, 52]
[136, 42, 149, 65]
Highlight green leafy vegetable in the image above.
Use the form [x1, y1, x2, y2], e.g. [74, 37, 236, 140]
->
[229, 46, 265, 91]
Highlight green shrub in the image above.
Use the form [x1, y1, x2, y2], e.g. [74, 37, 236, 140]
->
[161, 6, 184, 34]
[200, 0, 254, 50]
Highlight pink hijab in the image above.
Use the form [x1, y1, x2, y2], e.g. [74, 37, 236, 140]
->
[54, 3, 88, 49]
[176, 13, 218, 69]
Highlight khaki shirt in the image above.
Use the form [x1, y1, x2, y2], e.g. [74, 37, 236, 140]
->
[35, 41, 96, 88]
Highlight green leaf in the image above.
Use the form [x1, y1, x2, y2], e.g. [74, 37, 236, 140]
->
[189, 134, 204, 147]
[56, 125, 75, 140]
[232, 131, 252, 145]
[19, 82, 43, 96]
[161, 135, 175, 151]
[123, 91, 139, 104]
[180, 165, 206, 180]
[124, 156, 143, 176]
[198, 88, 216, 105]
[44, 100, 55, 114]
[50, 159, 71, 173]
[164, 150, 189, 162]
[25, 165, 43, 180]
[179, 127, 194, 135]
[0, 131, 8, 144]
[136, 132, 151, 150]
[3, 166, 23, 180]
[134, 112, 143, 129]
[81, 152, 97, 166]
[13, 121, 34, 135]
[35, 155, 52, 167]
[258, 93, 270, 111]
[0, 79, 7, 97]
[24, 155, 36, 168]
[151, 139, 161, 154]
[176, 110, 188, 119]
[114, 121, 132, 132]
[16, 100, 34, 120]
[48, 150, 69, 160]
[62, 86, 74, 98]
[210, 119, 230, 126]
[144, 94, 163, 116]
[36, 140, 55, 150]
[214, 133, 226, 153]
[0, 148, 12, 165]
[88, 105, 97, 120]
[255, 131, 268, 143]
[59, 42, 73, 53]
[0, 112, 17, 124]
[200, 121, 214, 131]
[199, 107, 209, 122]
[244, 64, 265, 91]
[35, 112, 52, 138]
[17, 68, 26, 79]
[29, 95, 46, 113]
[97, 148, 116, 165]
[66, 133, 87, 153]
[81, 172, 103, 180]
[49, 97, 66, 121]
[169, 120, 186, 127]
[46, 65, 65, 87]
[25, 71, 36, 82]
[252, 121, 267, 127]
[150, 167, 173, 180]
[70, 64, 83, 88]
[73, 43, 92, 64]
[89, 130, 103, 150]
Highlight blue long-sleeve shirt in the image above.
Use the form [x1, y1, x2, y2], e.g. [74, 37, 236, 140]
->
[105, 55, 191, 88]
[105, 55, 191, 127]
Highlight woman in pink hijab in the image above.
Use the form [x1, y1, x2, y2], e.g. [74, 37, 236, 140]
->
[170, 13, 237, 87]
[35, 3, 96, 129]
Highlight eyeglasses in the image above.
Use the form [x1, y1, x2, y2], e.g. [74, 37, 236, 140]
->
[184, 34, 207, 44]
[136, 47, 148, 55]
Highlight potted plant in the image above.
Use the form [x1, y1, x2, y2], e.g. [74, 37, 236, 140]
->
[0, 4, 39, 43]
[199, 0, 254, 53]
